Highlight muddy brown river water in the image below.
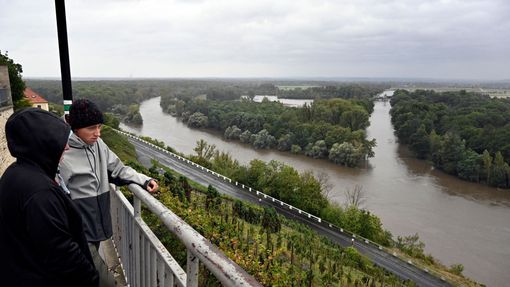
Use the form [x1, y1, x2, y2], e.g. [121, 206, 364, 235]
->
[121, 96, 510, 286]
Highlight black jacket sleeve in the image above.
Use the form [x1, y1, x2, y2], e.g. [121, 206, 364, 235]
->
[25, 189, 99, 287]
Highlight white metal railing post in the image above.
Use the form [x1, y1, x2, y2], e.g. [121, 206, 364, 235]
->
[134, 197, 141, 218]
[134, 197, 141, 287]
[186, 250, 199, 287]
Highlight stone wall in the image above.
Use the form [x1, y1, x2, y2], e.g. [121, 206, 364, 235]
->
[0, 65, 14, 175]
[0, 107, 14, 174]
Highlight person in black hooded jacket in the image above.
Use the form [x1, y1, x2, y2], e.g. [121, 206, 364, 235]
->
[0, 108, 99, 287]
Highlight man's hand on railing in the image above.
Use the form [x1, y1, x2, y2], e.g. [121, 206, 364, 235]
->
[145, 179, 159, 193]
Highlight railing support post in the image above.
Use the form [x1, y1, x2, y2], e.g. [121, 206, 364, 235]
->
[134, 197, 141, 218]
[186, 250, 199, 287]
[134, 197, 141, 287]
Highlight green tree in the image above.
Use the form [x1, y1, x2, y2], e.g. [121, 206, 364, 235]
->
[340, 108, 369, 131]
[298, 171, 328, 215]
[305, 140, 328, 159]
[211, 150, 240, 179]
[245, 159, 269, 190]
[163, 170, 175, 185]
[290, 144, 302, 154]
[480, 150, 493, 183]
[178, 176, 192, 203]
[396, 233, 425, 258]
[409, 125, 430, 159]
[329, 142, 363, 167]
[325, 126, 351, 148]
[124, 104, 143, 125]
[457, 149, 481, 182]
[358, 210, 379, 241]
[224, 125, 242, 140]
[252, 129, 276, 149]
[277, 133, 293, 151]
[438, 132, 466, 175]
[0, 50, 27, 109]
[187, 112, 208, 128]
[104, 112, 120, 129]
[194, 139, 216, 163]
[205, 184, 221, 210]
[239, 130, 252, 144]
[489, 152, 509, 187]
[266, 165, 300, 200]
[319, 203, 344, 227]
[261, 207, 281, 248]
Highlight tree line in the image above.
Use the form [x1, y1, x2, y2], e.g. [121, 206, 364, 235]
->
[390, 89, 510, 188]
[277, 84, 387, 99]
[161, 95, 376, 167]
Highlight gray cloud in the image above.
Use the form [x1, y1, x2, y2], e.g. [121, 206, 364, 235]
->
[1, 0, 509, 79]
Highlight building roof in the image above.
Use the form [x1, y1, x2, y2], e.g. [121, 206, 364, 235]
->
[24, 88, 48, 104]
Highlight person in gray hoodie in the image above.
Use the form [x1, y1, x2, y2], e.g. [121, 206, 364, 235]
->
[59, 99, 158, 286]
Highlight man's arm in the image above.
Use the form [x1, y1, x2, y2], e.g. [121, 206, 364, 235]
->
[104, 141, 158, 192]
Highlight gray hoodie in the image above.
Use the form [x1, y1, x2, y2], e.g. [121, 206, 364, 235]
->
[60, 133, 151, 242]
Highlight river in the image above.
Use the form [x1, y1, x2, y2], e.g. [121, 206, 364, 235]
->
[121, 96, 510, 286]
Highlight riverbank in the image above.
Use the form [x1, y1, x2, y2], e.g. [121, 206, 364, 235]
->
[121, 96, 510, 286]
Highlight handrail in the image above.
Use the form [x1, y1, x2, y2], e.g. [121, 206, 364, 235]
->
[125, 183, 262, 287]
[111, 185, 186, 287]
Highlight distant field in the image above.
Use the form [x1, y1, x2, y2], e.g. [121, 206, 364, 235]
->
[479, 89, 510, 98]
[404, 87, 510, 98]
[277, 85, 322, 90]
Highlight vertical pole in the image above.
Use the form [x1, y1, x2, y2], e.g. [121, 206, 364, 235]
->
[54, 0, 73, 117]
[186, 250, 199, 287]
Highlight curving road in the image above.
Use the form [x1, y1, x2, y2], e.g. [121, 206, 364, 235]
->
[125, 133, 451, 287]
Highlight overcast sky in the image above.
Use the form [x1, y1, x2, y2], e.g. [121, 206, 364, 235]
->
[1, 0, 509, 80]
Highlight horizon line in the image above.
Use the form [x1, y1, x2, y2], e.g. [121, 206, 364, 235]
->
[24, 76, 510, 83]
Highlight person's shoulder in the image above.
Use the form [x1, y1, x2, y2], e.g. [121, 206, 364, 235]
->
[97, 137, 114, 154]
[26, 184, 68, 210]
[60, 148, 81, 169]
[5, 162, 50, 189]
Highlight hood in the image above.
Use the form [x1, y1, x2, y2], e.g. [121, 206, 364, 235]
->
[6, 108, 71, 177]
[68, 132, 89, 149]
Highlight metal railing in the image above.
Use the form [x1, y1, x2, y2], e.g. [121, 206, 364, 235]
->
[110, 183, 262, 287]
